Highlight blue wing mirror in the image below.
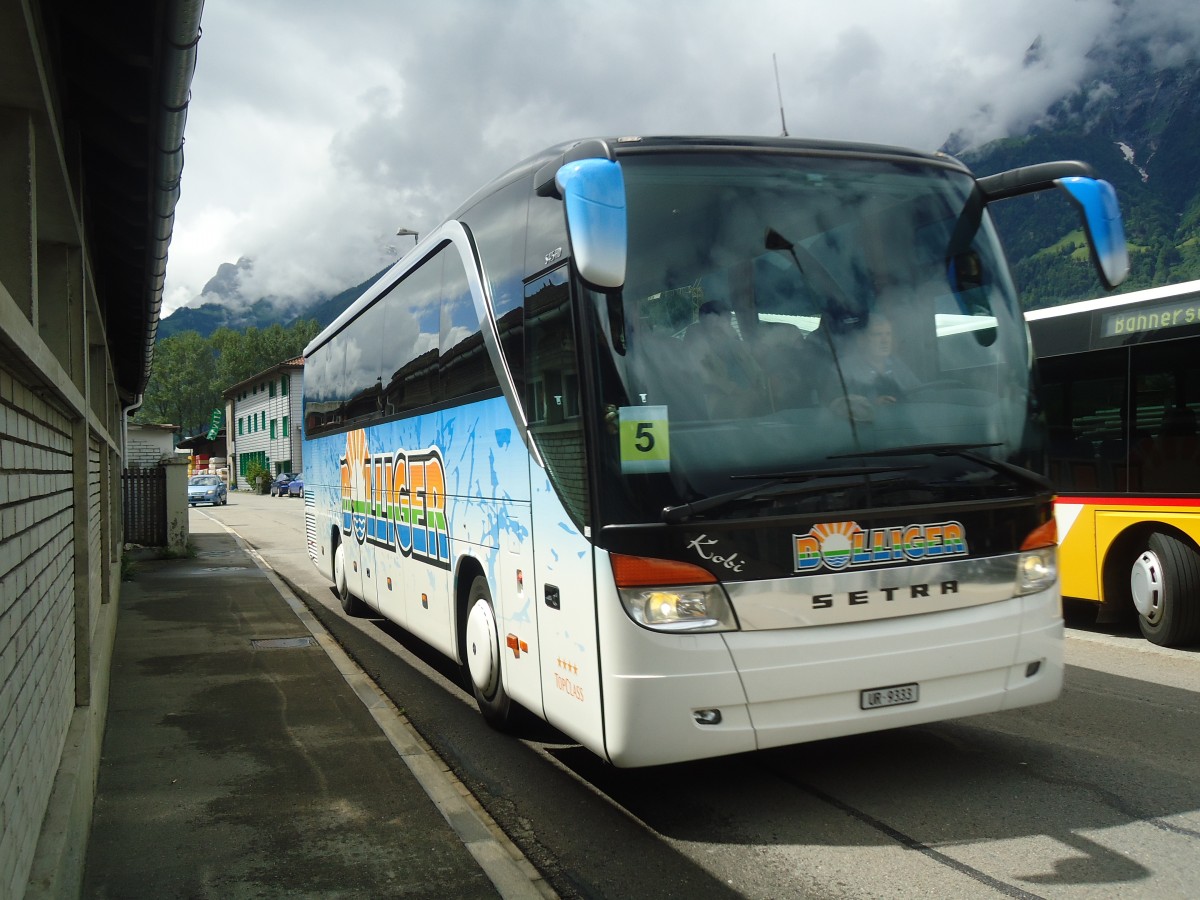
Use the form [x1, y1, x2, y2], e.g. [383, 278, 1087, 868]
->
[1055, 176, 1129, 290]
[556, 158, 627, 290]
[977, 161, 1129, 290]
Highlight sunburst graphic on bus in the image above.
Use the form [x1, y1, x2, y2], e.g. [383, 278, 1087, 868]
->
[339, 428, 451, 569]
[797, 521, 862, 570]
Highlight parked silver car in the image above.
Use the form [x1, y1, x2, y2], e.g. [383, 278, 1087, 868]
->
[188, 474, 228, 506]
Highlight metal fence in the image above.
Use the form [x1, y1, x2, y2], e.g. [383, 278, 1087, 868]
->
[122, 466, 167, 546]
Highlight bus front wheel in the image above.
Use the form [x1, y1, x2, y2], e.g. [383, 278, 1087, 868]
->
[334, 537, 368, 616]
[1129, 532, 1200, 647]
[462, 576, 514, 729]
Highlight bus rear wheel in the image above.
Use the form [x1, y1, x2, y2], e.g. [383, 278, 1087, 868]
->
[1130, 532, 1200, 647]
[462, 576, 514, 730]
[334, 537, 368, 616]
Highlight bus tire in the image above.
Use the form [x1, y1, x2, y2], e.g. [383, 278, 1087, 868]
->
[1130, 532, 1200, 647]
[334, 536, 368, 616]
[462, 575, 514, 729]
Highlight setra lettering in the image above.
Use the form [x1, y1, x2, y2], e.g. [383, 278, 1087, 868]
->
[811, 580, 960, 609]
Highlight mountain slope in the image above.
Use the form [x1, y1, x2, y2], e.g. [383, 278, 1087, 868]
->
[961, 40, 1200, 309]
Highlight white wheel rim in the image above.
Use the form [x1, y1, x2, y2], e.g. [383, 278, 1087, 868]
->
[465, 598, 499, 696]
[1130, 550, 1164, 623]
[334, 544, 347, 597]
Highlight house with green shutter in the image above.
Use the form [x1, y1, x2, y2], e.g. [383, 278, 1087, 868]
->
[223, 356, 305, 487]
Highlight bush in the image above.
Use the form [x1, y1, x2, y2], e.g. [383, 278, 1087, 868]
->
[244, 459, 271, 494]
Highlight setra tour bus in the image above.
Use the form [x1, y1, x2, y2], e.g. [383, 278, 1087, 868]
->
[302, 136, 1128, 767]
[1027, 280, 1200, 648]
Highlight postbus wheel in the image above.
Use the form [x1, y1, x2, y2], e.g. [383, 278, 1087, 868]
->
[462, 575, 514, 729]
[1130, 532, 1200, 647]
[333, 535, 368, 616]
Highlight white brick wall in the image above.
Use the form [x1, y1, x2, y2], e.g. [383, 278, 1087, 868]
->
[125, 426, 175, 469]
[0, 364, 77, 899]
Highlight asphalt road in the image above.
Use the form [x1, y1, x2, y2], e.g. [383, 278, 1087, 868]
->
[193, 490, 1200, 899]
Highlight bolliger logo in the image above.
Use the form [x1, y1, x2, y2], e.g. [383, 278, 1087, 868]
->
[340, 428, 451, 568]
[794, 520, 967, 573]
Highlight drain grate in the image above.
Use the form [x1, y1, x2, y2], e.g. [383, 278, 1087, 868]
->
[251, 636, 314, 650]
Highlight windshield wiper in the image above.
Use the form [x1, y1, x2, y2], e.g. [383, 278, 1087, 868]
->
[660, 465, 918, 524]
[829, 442, 1052, 492]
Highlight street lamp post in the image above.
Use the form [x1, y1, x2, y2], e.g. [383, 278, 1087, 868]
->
[396, 227, 419, 246]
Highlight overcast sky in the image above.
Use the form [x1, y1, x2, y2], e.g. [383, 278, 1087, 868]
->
[161, 0, 1200, 317]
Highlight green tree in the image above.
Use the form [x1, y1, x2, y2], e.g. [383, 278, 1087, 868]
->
[137, 331, 218, 434]
[137, 318, 320, 436]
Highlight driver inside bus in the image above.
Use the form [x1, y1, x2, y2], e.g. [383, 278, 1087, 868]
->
[832, 313, 920, 413]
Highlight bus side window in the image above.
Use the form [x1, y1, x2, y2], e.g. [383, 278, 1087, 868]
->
[524, 266, 589, 525]
[440, 250, 500, 400]
[1133, 342, 1200, 493]
[460, 176, 529, 400]
[382, 251, 444, 417]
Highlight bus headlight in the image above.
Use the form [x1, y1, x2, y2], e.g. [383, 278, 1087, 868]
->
[609, 553, 738, 633]
[1016, 547, 1057, 596]
[619, 585, 738, 632]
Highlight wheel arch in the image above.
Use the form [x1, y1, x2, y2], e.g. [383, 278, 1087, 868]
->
[453, 554, 487, 666]
[1100, 520, 1200, 612]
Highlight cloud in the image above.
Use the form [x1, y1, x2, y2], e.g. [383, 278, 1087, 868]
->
[162, 0, 1200, 316]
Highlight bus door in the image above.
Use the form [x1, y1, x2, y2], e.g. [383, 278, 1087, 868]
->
[496, 503, 542, 715]
[523, 268, 606, 753]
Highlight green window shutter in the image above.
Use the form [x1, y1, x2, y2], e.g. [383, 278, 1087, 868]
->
[270, 419, 277, 439]
[281, 377, 289, 396]
[282, 415, 289, 437]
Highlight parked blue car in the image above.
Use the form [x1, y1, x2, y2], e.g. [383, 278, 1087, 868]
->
[270, 472, 298, 497]
[187, 474, 228, 506]
[287, 476, 304, 498]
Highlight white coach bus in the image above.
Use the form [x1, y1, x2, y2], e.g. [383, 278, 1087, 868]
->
[302, 136, 1128, 767]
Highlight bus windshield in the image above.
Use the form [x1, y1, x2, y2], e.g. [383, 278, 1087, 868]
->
[588, 152, 1037, 525]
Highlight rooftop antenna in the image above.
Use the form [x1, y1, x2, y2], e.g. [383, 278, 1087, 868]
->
[773, 53, 788, 137]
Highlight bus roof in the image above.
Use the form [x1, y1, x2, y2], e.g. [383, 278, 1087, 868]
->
[1025, 279, 1200, 323]
[1026, 279, 1200, 359]
[449, 134, 966, 219]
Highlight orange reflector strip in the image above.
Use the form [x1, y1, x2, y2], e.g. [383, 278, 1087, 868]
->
[610, 553, 717, 587]
[1020, 518, 1057, 550]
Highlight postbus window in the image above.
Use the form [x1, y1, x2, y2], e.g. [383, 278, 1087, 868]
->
[1039, 347, 1128, 492]
[1131, 341, 1200, 493]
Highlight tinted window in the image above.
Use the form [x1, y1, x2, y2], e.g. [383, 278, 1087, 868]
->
[463, 177, 529, 400]
[382, 249, 443, 417]
[440, 250, 499, 400]
[303, 341, 345, 437]
[525, 191, 568, 278]
[344, 301, 385, 423]
[525, 266, 588, 524]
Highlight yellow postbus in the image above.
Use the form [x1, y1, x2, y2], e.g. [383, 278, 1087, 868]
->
[1027, 280, 1200, 647]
